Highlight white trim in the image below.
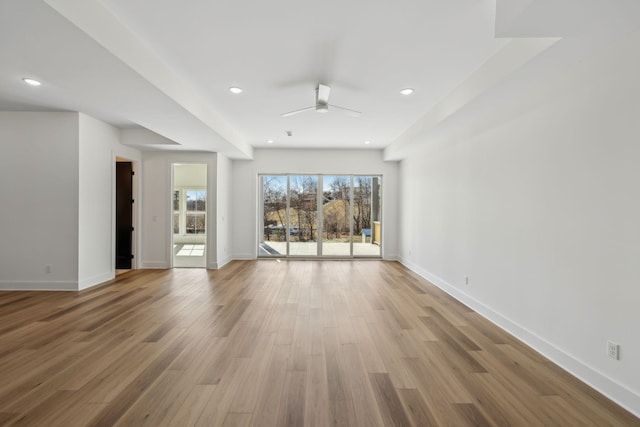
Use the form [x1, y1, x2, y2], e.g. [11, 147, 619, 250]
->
[397, 256, 640, 418]
[214, 256, 233, 269]
[170, 161, 210, 269]
[0, 281, 78, 291]
[78, 271, 114, 290]
[140, 261, 169, 269]
[232, 253, 256, 260]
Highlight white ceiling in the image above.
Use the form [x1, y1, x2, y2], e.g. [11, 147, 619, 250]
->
[1, 0, 639, 159]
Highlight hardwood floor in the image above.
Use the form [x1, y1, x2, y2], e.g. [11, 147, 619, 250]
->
[0, 260, 637, 426]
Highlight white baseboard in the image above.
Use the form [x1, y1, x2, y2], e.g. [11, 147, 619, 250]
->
[397, 256, 640, 418]
[214, 256, 233, 269]
[141, 261, 169, 269]
[0, 280, 78, 291]
[78, 271, 114, 290]
[231, 253, 256, 260]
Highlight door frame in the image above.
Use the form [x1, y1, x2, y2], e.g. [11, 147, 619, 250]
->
[113, 154, 140, 271]
[170, 162, 209, 269]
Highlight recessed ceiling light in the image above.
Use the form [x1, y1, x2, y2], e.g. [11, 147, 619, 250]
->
[364, 140, 371, 145]
[267, 140, 274, 144]
[400, 88, 414, 95]
[22, 78, 41, 87]
[229, 87, 243, 94]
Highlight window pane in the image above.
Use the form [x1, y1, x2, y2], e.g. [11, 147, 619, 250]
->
[186, 212, 205, 234]
[186, 190, 206, 212]
[353, 176, 381, 256]
[173, 190, 180, 211]
[173, 212, 179, 234]
[322, 176, 351, 256]
[260, 176, 287, 256]
[289, 175, 318, 256]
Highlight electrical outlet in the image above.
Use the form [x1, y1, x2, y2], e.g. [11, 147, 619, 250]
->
[465, 275, 469, 285]
[45, 264, 52, 274]
[607, 341, 619, 360]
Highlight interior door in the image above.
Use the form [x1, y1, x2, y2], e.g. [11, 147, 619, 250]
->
[116, 162, 133, 269]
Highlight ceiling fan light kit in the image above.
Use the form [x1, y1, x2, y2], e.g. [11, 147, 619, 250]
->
[281, 84, 361, 117]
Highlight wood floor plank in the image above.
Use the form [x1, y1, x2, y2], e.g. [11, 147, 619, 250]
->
[369, 372, 412, 427]
[167, 384, 217, 427]
[221, 412, 253, 427]
[86, 334, 188, 427]
[276, 370, 306, 427]
[0, 261, 637, 426]
[193, 357, 249, 427]
[323, 325, 360, 427]
[0, 412, 19, 425]
[537, 395, 602, 427]
[397, 388, 439, 427]
[227, 333, 277, 414]
[341, 343, 386, 426]
[304, 354, 331, 427]
[249, 343, 290, 427]
[7, 390, 107, 427]
[453, 403, 494, 427]
[402, 356, 474, 426]
[366, 321, 419, 389]
[112, 369, 192, 427]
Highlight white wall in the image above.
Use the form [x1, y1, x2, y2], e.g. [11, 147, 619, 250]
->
[216, 153, 232, 268]
[78, 114, 141, 289]
[397, 33, 640, 414]
[231, 149, 399, 259]
[174, 163, 207, 187]
[0, 112, 141, 291]
[141, 151, 217, 268]
[0, 112, 79, 290]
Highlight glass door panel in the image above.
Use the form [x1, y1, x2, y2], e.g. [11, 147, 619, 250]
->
[289, 175, 318, 256]
[353, 176, 382, 257]
[260, 175, 287, 256]
[322, 176, 351, 256]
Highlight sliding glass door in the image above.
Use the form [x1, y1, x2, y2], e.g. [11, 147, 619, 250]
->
[260, 175, 287, 256]
[353, 176, 382, 256]
[259, 174, 381, 258]
[289, 175, 318, 256]
[322, 176, 352, 256]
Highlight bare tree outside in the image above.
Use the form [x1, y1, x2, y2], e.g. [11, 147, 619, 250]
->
[353, 177, 372, 235]
[260, 174, 381, 257]
[289, 175, 317, 241]
[323, 176, 351, 242]
[263, 176, 287, 241]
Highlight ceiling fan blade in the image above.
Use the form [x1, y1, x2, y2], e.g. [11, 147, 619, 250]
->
[329, 104, 362, 117]
[317, 84, 331, 104]
[281, 106, 315, 117]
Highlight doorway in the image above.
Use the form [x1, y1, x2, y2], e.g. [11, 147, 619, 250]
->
[172, 163, 207, 268]
[115, 160, 134, 270]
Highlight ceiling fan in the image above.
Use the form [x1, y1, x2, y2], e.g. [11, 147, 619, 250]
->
[281, 84, 362, 117]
